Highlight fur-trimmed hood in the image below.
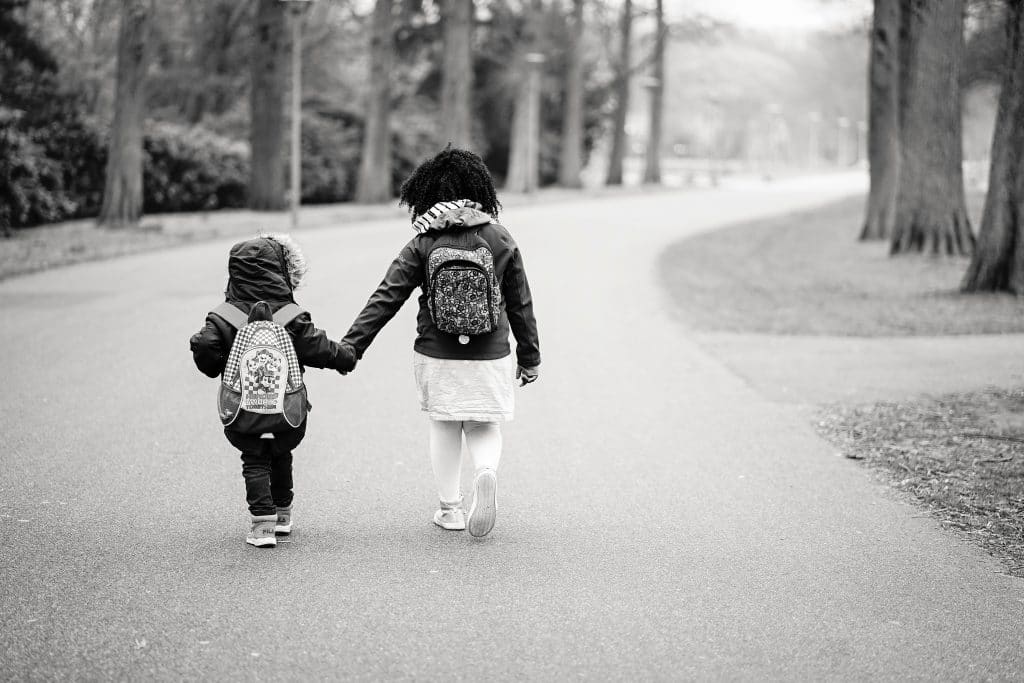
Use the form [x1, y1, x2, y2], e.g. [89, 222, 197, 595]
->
[224, 234, 307, 305]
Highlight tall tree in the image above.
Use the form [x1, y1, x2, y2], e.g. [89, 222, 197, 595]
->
[642, 0, 664, 184]
[439, 0, 473, 149]
[558, 0, 585, 188]
[890, 0, 973, 255]
[249, 0, 288, 211]
[356, 0, 394, 203]
[505, 0, 545, 193]
[860, 0, 901, 241]
[605, 0, 632, 186]
[963, 0, 1024, 292]
[98, 0, 151, 227]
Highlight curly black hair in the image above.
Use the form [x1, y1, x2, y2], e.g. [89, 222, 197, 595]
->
[398, 146, 501, 220]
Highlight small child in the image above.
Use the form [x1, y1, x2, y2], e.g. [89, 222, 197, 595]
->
[190, 234, 354, 547]
[336, 147, 541, 538]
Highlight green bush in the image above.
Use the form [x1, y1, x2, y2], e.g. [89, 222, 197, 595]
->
[0, 123, 76, 229]
[143, 122, 249, 213]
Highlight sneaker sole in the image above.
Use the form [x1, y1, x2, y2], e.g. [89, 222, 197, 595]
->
[433, 519, 466, 531]
[275, 524, 292, 536]
[467, 471, 497, 538]
[246, 537, 277, 548]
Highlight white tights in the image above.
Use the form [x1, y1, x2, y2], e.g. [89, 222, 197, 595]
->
[429, 419, 502, 504]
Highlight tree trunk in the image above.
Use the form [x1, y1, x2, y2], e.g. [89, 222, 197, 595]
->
[439, 0, 473, 149]
[890, 0, 973, 255]
[605, 0, 632, 186]
[860, 0, 901, 241]
[558, 0, 585, 188]
[98, 0, 151, 228]
[505, 0, 544, 194]
[642, 0, 664, 184]
[356, 0, 394, 204]
[962, 0, 1024, 293]
[249, 0, 288, 211]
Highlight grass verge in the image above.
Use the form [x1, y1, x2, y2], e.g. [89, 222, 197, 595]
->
[817, 388, 1024, 577]
[659, 194, 1024, 335]
[0, 183, 679, 282]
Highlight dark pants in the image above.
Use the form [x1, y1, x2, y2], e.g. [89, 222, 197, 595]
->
[225, 421, 306, 516]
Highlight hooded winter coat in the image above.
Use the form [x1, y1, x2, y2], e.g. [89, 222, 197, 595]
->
[190, 236, 351, 378]
[341, 203, 541, 368]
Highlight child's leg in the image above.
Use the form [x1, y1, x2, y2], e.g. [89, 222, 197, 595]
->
[463, 421, 501, 538]
[270, 422, 306, 510]
[226, 431, 276, 517]
[462, 420, 502, 473]
[429, 419, 464, 503]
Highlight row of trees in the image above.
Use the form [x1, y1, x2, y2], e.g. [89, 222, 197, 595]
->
[861, 0, 1024, 293]
[44, 0, 669, 227]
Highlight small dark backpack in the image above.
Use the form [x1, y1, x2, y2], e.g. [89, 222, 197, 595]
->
[211, 301, 308, 434]
[425, 232, 502, 344]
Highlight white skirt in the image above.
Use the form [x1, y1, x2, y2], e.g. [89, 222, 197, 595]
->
[413, 352, 515, 422]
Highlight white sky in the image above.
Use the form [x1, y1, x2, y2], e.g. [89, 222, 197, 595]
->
[667, 0, 871, 32]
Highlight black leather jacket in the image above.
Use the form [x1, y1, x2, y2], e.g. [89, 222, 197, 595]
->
[342, 222, 541, 368]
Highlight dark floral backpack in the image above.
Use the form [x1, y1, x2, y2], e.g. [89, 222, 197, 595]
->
[425, 232, 503, 344]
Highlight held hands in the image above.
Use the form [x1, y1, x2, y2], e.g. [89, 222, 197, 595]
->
[335, 341, 358, 375]
[516, 365, 539, 386]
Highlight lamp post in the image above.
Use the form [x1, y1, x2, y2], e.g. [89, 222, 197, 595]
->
[279, 0, 313, 230]
[807, 110, 821, 168]
[837, 116, 851, 166]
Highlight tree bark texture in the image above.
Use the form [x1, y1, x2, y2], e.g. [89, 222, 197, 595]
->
[860, 0, 901, 241]
[605, 0, 632, 186]
[558, 0, 585, 188]
[505, 0, 544, 193]
[440, 0, 473, 149]
[356, 0, 394, 203]
[962, 0, 1024, 293]
[642, 0, 664, 184]
[249, 0, 288, 211]
[890, 0, 973, 255]
[98, 0, 151, 228]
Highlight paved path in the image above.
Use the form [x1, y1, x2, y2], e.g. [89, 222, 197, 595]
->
[2, 175, 1022, 681]
[697, 332, 1024, 405]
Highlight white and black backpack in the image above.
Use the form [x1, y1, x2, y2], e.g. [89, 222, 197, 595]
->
[212, 301, 308, 434]
[425, 232, 502, 344]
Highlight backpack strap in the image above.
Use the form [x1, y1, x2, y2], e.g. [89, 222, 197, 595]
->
[211, 302, 305, 329]
[211, 302, 248, 330]
[272, 303, 305, 327]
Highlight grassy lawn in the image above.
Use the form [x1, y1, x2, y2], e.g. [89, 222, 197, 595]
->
[658, 192, 1024, 575]
[659, 194, 1024, 336]
[817, 389, 1024, 577]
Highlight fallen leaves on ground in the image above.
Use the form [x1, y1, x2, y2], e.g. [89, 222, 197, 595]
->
[816, 387, 1024, 577]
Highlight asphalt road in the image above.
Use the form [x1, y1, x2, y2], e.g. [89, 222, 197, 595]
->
[2, 175, 1022, 681]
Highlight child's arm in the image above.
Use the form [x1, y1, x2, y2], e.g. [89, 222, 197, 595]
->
[189, 315, 230, 378]
[340, 241, 423, 360]
[502, 244, 541, 372]
[287, 313, 357, 373]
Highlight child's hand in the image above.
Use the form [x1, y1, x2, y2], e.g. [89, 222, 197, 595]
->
[516, 365, 539, 386]
[335, 342, 358, 375]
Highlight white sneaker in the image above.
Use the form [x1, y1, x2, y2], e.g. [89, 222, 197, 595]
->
[275, 505, 293, 535]
[433, 506, 466, 530]
[467, 469, 497, 538]
[246, 515, 278, 547]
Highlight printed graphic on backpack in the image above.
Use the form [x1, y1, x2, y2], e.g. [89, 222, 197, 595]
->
[427, 245, 502, 341]
[218, 319, 307, 434]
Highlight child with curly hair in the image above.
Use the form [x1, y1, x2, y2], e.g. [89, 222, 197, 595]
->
[336, 147, 541, 538]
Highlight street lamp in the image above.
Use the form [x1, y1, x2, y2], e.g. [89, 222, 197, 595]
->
[279, 0, 313, 230]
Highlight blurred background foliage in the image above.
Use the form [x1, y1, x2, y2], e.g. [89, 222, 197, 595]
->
[0, 0, 1006, 230]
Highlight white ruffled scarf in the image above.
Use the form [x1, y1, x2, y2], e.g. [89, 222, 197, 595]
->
[411, 200, 494, 234]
